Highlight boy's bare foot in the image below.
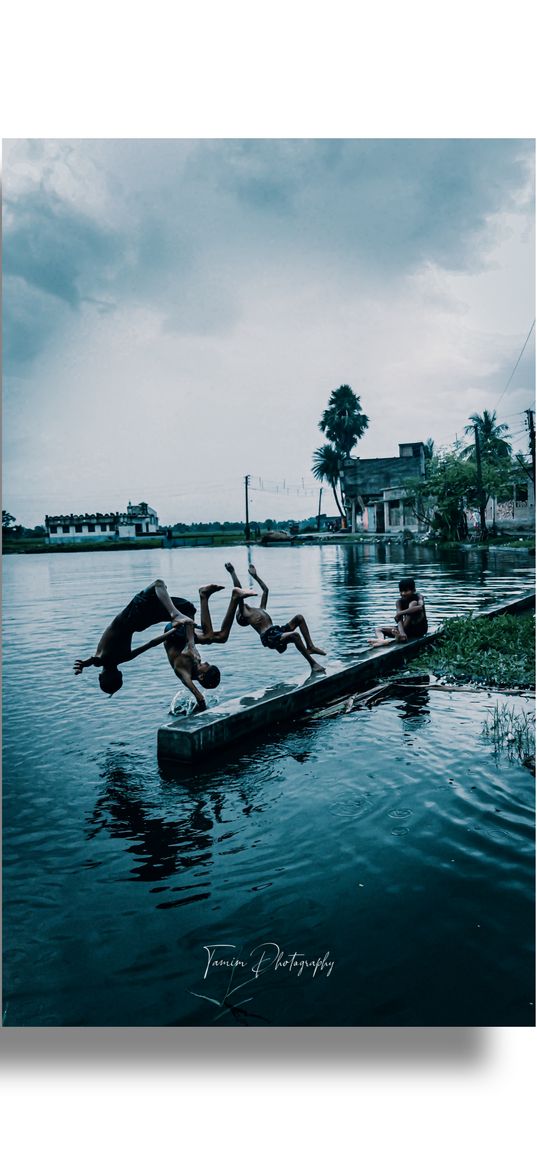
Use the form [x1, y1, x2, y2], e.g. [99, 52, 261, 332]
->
[199, 584, 225, 596]
[232, 587, 257, 599]
[224, 562, 235, 574]
[311, 661, 326, 673]
[248, 564, 258, 577]
[310, 645, 326, 656]
[368, 639, 389, 648]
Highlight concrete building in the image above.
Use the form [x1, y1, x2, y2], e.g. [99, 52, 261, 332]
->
[342, 442, 427, 533]
[45, 501, 159, 543]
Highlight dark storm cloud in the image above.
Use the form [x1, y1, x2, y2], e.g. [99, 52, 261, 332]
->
[191, 138, 533, 270]
[3, 138, 533, 371]
[3, 189, 122, 307]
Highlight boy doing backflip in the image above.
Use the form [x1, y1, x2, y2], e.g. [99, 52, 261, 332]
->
[368, 577, 428, 647]
[162, 583, 256, 712]
[223, 562, 326, 674]
[74, 578, 253, 697]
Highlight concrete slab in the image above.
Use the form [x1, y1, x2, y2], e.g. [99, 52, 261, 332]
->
[157, 589, 535, 763]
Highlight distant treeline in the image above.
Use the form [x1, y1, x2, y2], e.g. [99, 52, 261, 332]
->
[169, 517, 321, 533]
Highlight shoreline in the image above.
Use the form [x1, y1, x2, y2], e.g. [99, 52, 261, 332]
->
[3, 532, 535, 555]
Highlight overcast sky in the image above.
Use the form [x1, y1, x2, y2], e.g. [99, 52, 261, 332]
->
[3, 137, 535, 527]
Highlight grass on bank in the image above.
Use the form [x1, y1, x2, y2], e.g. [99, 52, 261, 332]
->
[407, 611, 535, 688]
[482, 701, 535, 772]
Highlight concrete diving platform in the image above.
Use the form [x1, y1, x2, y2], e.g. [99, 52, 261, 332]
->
[157, 590, 535, 763]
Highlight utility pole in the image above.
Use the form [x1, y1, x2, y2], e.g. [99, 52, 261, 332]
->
[244, 474, 250, 542]
[526, 408, 535, 486]
[474, 424, 488, 541]
[317, 487, 323, 531]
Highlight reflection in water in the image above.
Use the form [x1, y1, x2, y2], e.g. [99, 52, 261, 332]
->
[395, 687, 431, 728]
[87, 751, 215, 888]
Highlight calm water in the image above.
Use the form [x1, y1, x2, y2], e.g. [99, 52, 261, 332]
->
[2, 543, 535, 1025]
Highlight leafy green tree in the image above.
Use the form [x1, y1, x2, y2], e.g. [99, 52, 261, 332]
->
[2, 511, 16, 530]
[312, 444, 345, 518]
[406, 451, 515, 542]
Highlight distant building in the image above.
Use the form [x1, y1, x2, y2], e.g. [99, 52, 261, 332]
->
[45, 501, 159, 543]
[342, 442, 427, 533]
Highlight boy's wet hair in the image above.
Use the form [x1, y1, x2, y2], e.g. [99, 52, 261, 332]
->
[99, 668, 123, 695]
[200, 665, 221, 689]
[399, 577, 416, 592]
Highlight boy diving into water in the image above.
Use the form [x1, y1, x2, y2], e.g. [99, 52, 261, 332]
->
[368, 577, 428, 647]
[162, 583, 256, 712]
[73, 578, 253, 698]
[223, 562, 326, 674]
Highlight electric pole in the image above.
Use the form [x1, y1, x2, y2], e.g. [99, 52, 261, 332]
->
[317, 487, 323, 531]
[244, 474, 250, 542]
[526, 408, 535, 486]
[474, 424, 488, 541]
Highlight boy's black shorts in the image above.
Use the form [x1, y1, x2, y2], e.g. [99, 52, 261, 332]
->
[260, 623, 292, 653]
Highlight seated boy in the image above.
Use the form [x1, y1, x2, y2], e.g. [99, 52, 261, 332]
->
[224, 562, 326, 674]
[368, 577, 428, 647]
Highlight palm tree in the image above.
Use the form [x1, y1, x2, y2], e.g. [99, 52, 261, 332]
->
[312, 444, 345, 518]
[319, 385, 369, 457]
[462, 410, 511, 462]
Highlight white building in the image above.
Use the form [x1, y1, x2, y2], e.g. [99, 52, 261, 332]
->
[45, 501, 159, 543]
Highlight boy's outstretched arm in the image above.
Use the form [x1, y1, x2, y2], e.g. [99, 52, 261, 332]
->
[224, 562, 242, 588]
[127, 625, 191, 661]
[173, 667, 207, 713]
[248, 564, 269, 608]
[74, 655, 99, 674]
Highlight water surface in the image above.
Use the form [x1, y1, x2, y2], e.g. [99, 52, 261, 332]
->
[2, 543, 534, 1024]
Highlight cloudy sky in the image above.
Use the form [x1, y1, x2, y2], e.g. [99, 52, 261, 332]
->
[3, 137, 534, 527]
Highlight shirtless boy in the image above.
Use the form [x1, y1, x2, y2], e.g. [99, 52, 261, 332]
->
[163, 583, 256, 712]
[223, 562, 326, 673]
[368, 577, 428, 647]
[74, 578, 255, 700]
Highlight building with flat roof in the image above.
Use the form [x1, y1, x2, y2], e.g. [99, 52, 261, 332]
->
[45, 501, 159, 543]
[342, 443, 427, 533]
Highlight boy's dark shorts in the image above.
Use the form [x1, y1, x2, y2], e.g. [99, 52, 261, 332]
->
[403, 619, 428, 640]
[119, 586, 196, 634]
[260, 623, 292, 653]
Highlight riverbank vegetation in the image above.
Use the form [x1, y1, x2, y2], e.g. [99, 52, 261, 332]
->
[482, 701, 535, 772]
[408, 611, 535, 688]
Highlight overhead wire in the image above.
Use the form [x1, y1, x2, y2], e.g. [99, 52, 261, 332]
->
[494, 319, 535, 410]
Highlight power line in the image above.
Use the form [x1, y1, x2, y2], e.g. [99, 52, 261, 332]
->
[495, 319, 535, 410]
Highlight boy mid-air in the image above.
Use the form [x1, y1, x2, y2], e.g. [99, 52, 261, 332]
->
[74, 578, 253, 698]
[368, 577, 428, 647]
[223, 562, 326, 674]
[162, 583, 256, 712]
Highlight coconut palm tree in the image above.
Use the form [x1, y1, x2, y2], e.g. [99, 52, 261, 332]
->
[312, 444, 345, 517]
[462, 410, 512, 462]
[319, 385, 369, 457]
